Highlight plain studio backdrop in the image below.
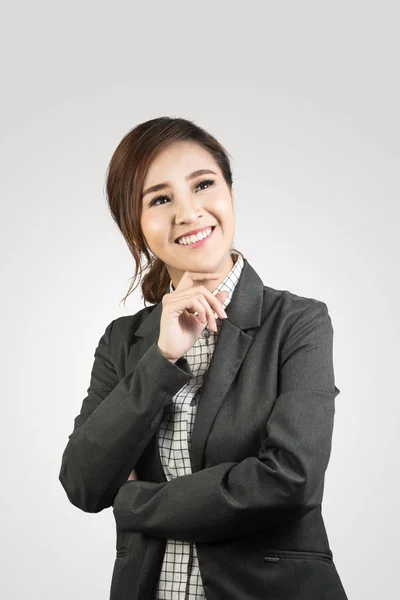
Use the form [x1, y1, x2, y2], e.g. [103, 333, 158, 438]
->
[1, 1, 398, 599]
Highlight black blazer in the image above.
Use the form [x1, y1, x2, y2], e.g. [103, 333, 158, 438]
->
[59, 257, 348, 599]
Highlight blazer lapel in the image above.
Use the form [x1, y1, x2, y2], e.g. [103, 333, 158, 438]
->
[125, 258, 265, 473]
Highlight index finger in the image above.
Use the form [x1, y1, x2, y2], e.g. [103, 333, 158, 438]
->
[175, 271, 222, 291]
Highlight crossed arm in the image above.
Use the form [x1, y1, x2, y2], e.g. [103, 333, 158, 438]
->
[59, 303, 339, 543]
[111, 302, 339, 543]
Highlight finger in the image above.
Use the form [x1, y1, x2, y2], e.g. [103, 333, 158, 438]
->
[175, 272, 222, 291]
[197, 287, 228, 321]
[185, 298, 209, 325]
[192, 295, 218, 331]
[196, 299, 210, 326]
[165, 280, 228, 329]
[171, 290, 224, 327]
[179, 288, 227, 322]
[183, 271, 222, 280]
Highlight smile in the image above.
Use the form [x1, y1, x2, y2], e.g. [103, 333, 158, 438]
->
[175, 226, 216, 248]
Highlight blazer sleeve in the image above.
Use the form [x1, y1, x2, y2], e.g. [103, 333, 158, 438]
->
[58, 319, 193, 513]
[112, 301, 341, 543]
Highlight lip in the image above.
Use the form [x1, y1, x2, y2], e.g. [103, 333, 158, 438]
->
[175, 225, 215, 243]
[175, 226, 216, 248]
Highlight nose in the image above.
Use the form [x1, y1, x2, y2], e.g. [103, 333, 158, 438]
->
[174, 195, 201, 224]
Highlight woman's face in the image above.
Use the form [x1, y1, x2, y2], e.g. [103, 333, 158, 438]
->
[140, 140, 235, 291]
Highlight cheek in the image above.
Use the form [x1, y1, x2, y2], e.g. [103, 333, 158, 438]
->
[140, 214, 168, 246]
[214, 197, 234, 224]
[141, 214, 157, 236]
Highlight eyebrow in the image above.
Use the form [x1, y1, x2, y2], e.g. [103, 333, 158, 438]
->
[142, 169, 217, 199]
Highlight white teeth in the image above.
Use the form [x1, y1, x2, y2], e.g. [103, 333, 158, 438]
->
[177, 227, 213, 245]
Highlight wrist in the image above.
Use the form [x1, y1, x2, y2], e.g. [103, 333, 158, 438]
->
[157, 341, 178, 363]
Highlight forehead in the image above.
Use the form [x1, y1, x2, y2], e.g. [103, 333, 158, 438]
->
[144, 141, 219, 185]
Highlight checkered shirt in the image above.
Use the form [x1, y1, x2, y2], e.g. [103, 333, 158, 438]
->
[152, 250, 244, 599]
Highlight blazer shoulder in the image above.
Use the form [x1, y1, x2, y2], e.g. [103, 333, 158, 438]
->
[262, 283, 331, 333]
[102, 304, 157, 356]
[263, 282, 328, 310]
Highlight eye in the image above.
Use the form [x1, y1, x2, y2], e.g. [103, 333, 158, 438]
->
[149, 195, 169, 207]
[149, 179, 215, 207]
[196, 178, 215, 191]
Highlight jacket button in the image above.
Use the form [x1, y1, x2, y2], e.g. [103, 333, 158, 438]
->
[201, 329, 210, 338]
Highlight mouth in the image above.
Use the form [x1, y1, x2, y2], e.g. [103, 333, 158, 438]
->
[174, 225, 216, 248]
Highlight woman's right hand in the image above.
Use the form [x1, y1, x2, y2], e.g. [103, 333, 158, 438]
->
[157, 271, 229, 362]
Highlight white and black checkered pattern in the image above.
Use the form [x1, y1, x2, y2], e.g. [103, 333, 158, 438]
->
[152, 250, 244, 599]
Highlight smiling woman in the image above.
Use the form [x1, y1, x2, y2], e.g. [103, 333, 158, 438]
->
[105, 117, 243, 305]
[59, 116, 348, 600]
[139, 138, 237, 293]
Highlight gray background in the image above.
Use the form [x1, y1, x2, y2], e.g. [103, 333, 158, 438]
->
[1, 1, 398, 598]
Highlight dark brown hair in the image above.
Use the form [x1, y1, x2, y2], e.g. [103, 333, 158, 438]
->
[105, 116, 242, 307]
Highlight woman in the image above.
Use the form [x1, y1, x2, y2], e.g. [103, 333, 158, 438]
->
[59, 117, 348, 599]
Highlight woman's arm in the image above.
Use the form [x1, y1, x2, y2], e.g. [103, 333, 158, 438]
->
[113, 301, 340, 543]
[59, 320, 192, 513]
